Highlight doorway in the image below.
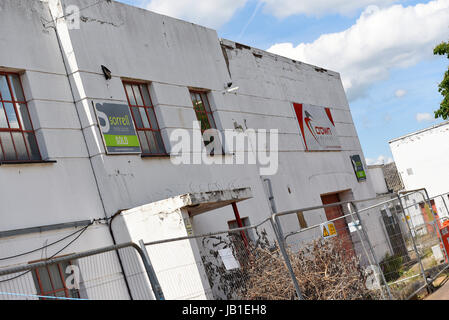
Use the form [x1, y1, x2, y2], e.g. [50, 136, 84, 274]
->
[320, 193, 355, 255]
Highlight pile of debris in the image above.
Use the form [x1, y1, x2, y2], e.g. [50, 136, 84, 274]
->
[241, 239, 380, 300]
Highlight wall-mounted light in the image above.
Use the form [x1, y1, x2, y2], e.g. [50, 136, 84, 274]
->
[101, 65, 112, 80]
[222, 86, 239, 94]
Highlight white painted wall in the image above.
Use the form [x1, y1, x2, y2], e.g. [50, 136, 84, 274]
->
[0, 0, 118, 299]
[367, 166, 389, 195]
[0, 0, 389, 299]
[112, 198, 213, 300]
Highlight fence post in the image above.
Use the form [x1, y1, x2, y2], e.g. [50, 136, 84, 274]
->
[270, 215, 304, 300]
[396, 194, 430, 293]
[348, 202, 393, 300]
[441, 195, 449, 217]
[138, 240, 165, 300]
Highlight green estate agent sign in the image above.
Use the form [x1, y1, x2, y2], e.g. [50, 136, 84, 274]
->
[350, 155, 367, 182]
[94, 102, 141, 154]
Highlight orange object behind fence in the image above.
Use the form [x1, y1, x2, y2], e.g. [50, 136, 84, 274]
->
[440, 220, 449, 263]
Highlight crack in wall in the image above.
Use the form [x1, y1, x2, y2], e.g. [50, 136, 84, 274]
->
[80, 15, 123, 27]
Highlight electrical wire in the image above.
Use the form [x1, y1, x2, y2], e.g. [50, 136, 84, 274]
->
[0, 223, 92, 261]
[0, 223, 91, 283]
[42, 0, 112, 28]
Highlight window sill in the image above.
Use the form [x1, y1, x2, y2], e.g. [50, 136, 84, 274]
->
[0, 159, 57, 166]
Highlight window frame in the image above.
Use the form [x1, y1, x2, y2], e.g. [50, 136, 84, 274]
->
[122, 81, 167, 156]
[32, 260, 80, 300]
[189, 89, 225, 157]
[189, 90, 217, 134]
[0, 71, 41, 162]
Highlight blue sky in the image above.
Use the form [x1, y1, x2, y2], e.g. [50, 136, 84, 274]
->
[117, 0, 449, 165]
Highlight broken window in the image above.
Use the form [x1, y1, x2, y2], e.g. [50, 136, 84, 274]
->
[0, 72, 40, 161]
[190, 91, 216, 133]
[189, 90, 221, 155]
[123, 81, 166, 155]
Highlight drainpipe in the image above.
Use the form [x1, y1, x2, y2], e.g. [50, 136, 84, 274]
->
[263, 177, 287, 239]
[264, 178, 277, 213]
[47, 4, 134, 300]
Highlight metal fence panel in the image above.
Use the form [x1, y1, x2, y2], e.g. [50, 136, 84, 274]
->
[2, 190, 448, 301]
[0, 244, 153, 300]
[144, 218, 297, 300]
[276, 201, 389, 300]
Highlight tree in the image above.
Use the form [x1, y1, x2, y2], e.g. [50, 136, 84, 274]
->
[434, 40, 449, 120]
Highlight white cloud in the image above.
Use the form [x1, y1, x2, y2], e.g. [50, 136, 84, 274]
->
[145, 0, 247, 29]
[267, 0, 449, 101]
[395, 89, 407, 98]
[142, 0, 398, 30]
[261, 0, 397, 18]
[366, 155, 394, 165]
[416, 112, 434, 122]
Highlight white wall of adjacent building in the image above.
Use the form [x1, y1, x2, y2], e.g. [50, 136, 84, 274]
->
[389, 121, 449, 218]
[389, 121, 449, 197]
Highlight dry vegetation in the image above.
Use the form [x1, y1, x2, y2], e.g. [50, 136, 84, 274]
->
[240, 239, 381, 300]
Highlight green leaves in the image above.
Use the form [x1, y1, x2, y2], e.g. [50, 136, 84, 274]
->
[434, 40, 449, 120]
[434, 41, 449, 58]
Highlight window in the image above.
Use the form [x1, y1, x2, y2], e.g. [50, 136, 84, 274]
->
[0, 72, 40, 161]
[228, 217, 252, 242]
[31, 261, 80, 300]
[190, 90, 222, 154]
[123, 81, 166, 155]
[190, 90, 217, 134]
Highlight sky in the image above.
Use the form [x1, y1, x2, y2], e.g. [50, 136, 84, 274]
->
[116, 0, 449, 165]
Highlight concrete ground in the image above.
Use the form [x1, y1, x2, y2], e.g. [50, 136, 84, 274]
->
[425, 279, 449, 300]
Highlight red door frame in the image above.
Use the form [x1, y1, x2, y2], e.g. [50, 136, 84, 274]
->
[232, 202, 249, 248]
[321, 193, 355, 256]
